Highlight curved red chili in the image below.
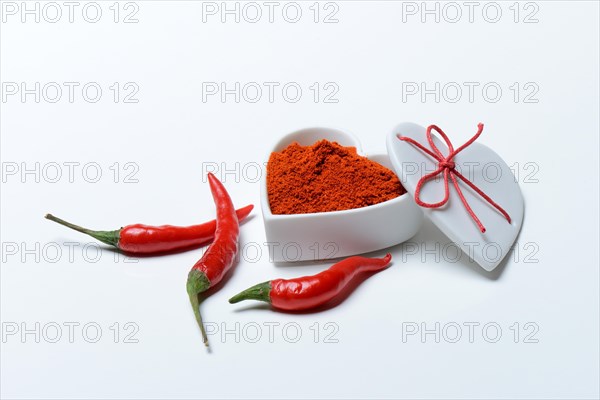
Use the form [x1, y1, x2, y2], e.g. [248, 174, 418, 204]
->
[187, 173, 239, 346]
[229, 254, 392, 311]
[44, 204, 252, 255]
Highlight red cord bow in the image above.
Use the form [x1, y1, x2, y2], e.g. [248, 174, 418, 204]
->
[398, 123, 511, 233]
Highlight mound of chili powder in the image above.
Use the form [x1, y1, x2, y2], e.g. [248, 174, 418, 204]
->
[267, 140, 406, 214]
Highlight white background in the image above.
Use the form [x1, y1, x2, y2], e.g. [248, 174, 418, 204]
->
[1, 1, 599, 399]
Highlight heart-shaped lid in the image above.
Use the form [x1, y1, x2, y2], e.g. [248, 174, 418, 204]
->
[386, 122, 524, 271]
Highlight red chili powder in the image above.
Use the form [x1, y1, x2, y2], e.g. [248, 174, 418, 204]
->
[267, 140, 406, 214]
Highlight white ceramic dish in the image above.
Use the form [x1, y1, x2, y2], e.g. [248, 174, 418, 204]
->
[261, 127, 424, 262]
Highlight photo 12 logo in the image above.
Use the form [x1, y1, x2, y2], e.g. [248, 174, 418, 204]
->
[397, 160, 540, 185]
[192, 240, 340, 264]
[1, 161, 140, 184]
[1, 241, 138, 265]
[1, 1, 140, 23]
[401, 321, 540, 343]
[399, 240, 540, 265]
[201, 81, 340, 104]
[1, 82, 140, 104]
[401, 2, 540, 24]
[205, 321, 340, 344]
[2, 321, 140, 344]
[200, 1, 339, 24]
[401, 82, 540, 104]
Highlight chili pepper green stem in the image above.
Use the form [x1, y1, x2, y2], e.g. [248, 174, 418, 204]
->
[45, 214, 120, 247]
[186, 269, 211, 347]
[229, 281, 272, 304]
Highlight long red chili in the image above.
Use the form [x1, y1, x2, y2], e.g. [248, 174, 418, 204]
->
[229, 254, 392, 311]
[44, 204, 252, 255]
[187, 173, 239, 346]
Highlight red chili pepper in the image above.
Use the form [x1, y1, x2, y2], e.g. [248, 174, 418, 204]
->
[229, 254, 392, 311]
[187, 173, 239, 346]
[44, 204, 252, 255]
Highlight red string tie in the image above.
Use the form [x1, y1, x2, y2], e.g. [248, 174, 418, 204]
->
[397, 123, 511, 233]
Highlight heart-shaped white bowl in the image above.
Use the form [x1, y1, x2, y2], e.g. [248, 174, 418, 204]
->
[387, 122, 524, 271]
[261, 127, 424, 262]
